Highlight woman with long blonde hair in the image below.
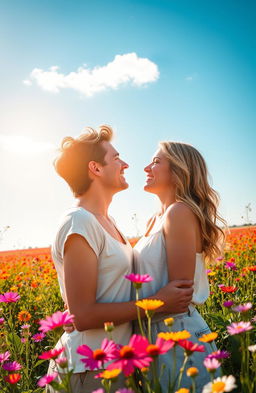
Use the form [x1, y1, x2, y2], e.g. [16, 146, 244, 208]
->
[134, 141, 225, 392]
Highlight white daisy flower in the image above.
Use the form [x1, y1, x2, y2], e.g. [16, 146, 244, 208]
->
[202, 375, 237, 393]
[248, 344, 256, 352]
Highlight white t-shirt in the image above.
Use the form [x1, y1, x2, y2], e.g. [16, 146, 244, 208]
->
[51, 207, 133, 373]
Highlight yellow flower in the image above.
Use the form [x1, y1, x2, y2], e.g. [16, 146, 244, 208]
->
[164, 317, 174, 327]
[98, 369, 121, 379]
[175, 389, 190, 393]
[186, 367, 199, 377]
[18, 310, 32, 322]
[158, 330, 191, 342]
[10, 286, 18, 292]
[135, 299, 164, 311]
[199, 332, 218, 343]
[208, 271, 217, 276]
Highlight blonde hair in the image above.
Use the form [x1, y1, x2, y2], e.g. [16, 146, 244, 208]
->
[159, 141, 226, 262]
[54, 125, 113, 196]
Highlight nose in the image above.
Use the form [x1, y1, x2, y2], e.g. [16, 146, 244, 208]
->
[122, 160, 129, 169]
[144, 164, 151, 172]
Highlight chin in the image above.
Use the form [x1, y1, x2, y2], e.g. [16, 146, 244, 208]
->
[144, 183, 155, 193]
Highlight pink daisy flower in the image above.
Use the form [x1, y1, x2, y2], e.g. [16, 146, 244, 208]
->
[0, 317, 5, 325]
[125, 273, 153, 283]
[146, 337, 175, 357]
[77, 338, 119, 370]
[203, 357, 221, 371]
[0, 351, 10, 363]
[107, 334, 153, 376]
[32, 332, 46, 342]
[55, 357, 68, 368]
[0, 292, 20, 303]
[177, 340, 205, 355]
[37, 372, 58, 387]
[227, 321, 253, 335]
[39, 311, 74, 333]
[224, 261, 237, 270]
[125, 273, 153, 289]
[232, 303, 252, 313]
[206, 350, 230, 360]
[2, 361, 22, 371]
[39, 347, 65, 360]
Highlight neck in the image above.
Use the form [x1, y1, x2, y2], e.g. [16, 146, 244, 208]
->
[157, 189, 176, 215]
[76, 184, 114, 217]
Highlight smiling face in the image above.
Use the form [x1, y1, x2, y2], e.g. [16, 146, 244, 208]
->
[99, 141, 129, 193]
[144, 148, 175, 195]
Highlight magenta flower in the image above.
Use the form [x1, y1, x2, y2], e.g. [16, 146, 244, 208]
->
[232, 303, 252, 313]
[39, 311, 74, 333]
[223, 301, 234, 308]
[37, 372, 58, 387]
[0, 351, 10, 363]
[0, 292, 20, 303]
[125, 273, 153, 283]
[178, 340, 205, 355]
[107, 334, 153, 376]
[206, 350, 230, 360]
[146, 337, 175, 357]
[227, 321, 253, 335]
[203, 357, 221, 371]
[2, 361, 22, 371]
[32, 332, 46, 342]
[39, 347, 65, 360]
[0, 317, 4, 325]
[225, 261, 237, 270]
[77, 338, 119, 370]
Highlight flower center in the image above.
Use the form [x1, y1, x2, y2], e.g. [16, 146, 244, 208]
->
[212, 381, 226, 392]
[146, 344, 160, 356]
[93, 349, 106, 360]
[120, 346, 135, 358]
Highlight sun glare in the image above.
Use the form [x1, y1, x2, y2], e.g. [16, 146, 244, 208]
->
[0, 135, 55, 155]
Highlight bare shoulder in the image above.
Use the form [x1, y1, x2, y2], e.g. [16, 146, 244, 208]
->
[165, 202, 197, 227]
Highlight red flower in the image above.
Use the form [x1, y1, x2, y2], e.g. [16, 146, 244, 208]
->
[248, 266, 256, 272]
[220, 286, 238, 293]
[4, 374, 21, 384]
[177, 340, 205, 355]
[146, 337, 175, 357]
[39, 347, 65, 360]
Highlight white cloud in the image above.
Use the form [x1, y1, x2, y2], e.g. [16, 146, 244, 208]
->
[0, 135, 55, 155]
[24, 53, 159, 97]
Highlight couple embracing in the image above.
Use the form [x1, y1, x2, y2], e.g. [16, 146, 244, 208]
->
[48, 125, 225, 393]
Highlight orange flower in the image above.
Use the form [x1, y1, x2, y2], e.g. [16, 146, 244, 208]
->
[135, 299, 164, 311]
[175, 389, 189, 393]
[158, 330, 191, 342]
[18, 310, 32, 322]
[186, 367, 198, 377]
[199, 332, 218, 343]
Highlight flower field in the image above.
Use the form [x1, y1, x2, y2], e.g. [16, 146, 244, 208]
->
[0, 227, 255, 393]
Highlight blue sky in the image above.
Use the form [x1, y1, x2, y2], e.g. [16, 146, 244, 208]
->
[0, 0, 255, 250]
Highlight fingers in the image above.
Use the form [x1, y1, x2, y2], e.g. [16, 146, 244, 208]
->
[173, 280, 194, 288]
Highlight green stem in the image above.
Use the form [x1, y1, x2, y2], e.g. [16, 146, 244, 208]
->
[177, 354, 189, 390]
[136, 289, 145, 336]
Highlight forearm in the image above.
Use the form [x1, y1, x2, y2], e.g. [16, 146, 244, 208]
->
[73, 300, 145, 331]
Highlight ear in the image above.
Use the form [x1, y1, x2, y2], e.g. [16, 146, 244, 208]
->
[88, 161, 102, 177]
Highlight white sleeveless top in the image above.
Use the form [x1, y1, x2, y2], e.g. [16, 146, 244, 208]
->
[51, 207, 133, 372]
[133, 213, 210, 305]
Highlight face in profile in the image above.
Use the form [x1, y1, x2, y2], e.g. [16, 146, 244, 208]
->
[99, 141, 129, 193]
[144, 148, 174, 195]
